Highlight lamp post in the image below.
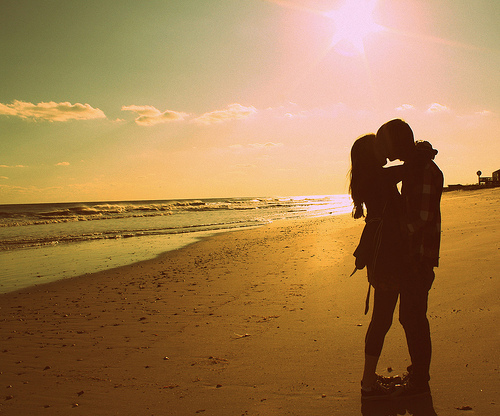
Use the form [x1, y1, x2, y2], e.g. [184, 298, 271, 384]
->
[477, 171, 482, 185]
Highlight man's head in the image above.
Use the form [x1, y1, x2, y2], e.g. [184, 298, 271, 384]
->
[376, 119, 415, 161]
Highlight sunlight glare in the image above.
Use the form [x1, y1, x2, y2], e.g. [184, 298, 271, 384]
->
[324, 0, 383, 56]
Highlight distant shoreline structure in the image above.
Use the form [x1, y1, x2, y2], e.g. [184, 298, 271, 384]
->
[445, 168, 500, 192]
[444, 183, 500, 192]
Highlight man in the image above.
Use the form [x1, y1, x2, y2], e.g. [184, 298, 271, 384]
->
[376, 119, 444, 398]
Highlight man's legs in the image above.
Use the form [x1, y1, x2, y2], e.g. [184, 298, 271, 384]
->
[399, 261, 435, 387]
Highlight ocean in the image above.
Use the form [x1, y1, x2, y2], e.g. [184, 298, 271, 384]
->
[0, 195, 352, 294]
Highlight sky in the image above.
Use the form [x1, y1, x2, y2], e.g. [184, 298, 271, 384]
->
[1, 0, 499, 204]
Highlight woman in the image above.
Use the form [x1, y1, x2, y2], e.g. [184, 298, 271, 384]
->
[349, 134, 406, 401]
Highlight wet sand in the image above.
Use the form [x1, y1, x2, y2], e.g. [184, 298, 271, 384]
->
[0, 188, 498, 415]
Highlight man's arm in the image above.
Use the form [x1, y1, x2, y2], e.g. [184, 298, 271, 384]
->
[407, 163, 440, 233]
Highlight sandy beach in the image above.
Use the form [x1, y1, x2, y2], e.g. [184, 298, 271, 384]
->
[0, 188, 498, 415]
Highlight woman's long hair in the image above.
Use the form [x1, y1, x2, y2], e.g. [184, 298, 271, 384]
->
[349, 134, 380, 219]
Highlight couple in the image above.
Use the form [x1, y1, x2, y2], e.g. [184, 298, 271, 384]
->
[349, 119, 444, 401]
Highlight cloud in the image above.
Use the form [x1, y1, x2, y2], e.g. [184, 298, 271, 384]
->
[0, 100, 106, 121]
[56, 162, 70, 166]
[230, 142, 283, 150]
[248, 142, 283, 149]
[193, 103, 257, 125]
[272, 103, 348, 120]
[396, 104, 415, 111]
[0, 176, 8, 180]
[282, 111, 309, 119]
[426, 103, 451, 114]
[0, 103, 17, 117]
[0, 164, 27, 168]
[122, 105, 189, 126]
[0, 184, 62, 195]
[475, 110, 492, 116]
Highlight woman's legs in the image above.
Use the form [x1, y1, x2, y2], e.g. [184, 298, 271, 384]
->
[362, 287, 399, 388]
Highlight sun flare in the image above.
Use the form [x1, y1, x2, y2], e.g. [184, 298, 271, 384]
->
[324, 0, 383, 56]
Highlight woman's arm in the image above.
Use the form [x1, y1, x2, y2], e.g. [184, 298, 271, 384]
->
[382, 164, 405, 185]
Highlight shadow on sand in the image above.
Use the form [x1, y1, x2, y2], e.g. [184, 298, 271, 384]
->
[361, 393, 437, 416]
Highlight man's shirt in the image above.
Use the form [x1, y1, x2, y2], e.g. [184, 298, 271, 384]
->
[403, 160, 444, 267]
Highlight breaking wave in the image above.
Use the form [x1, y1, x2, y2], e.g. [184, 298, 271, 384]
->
[0, 195, 352, 251]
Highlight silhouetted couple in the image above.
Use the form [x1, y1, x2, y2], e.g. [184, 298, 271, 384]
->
[349, 119, 443, 401]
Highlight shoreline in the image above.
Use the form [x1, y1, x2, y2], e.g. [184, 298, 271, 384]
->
[0, 195, 352, 295]
[0, 228, 241, 295]
[1, 212, 355, 299]
[0, 188, 499, 415]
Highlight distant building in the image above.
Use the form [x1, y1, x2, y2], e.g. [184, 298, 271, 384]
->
[445, 170, 500, 191]
[479, 169, 500, 186]
[493, 169, 500, 183]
